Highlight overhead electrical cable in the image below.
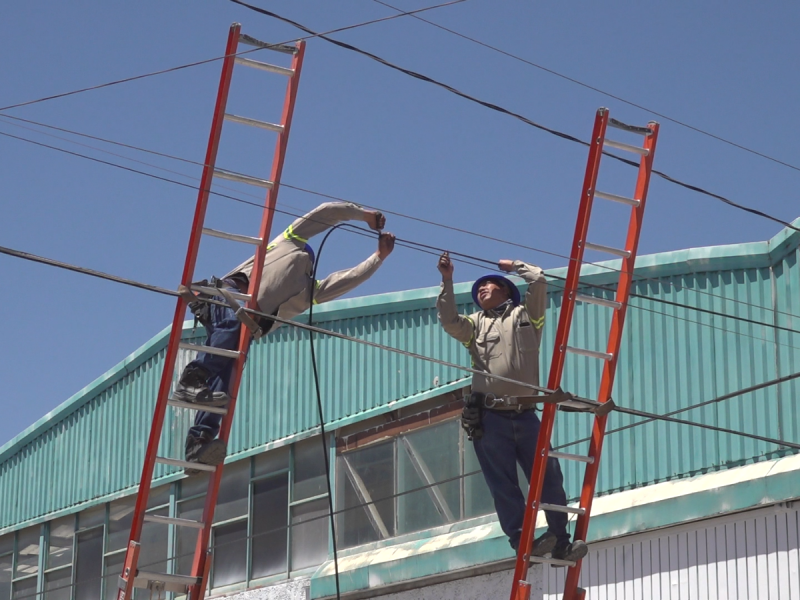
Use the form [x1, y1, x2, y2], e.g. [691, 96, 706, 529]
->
[4, 93, 800, 327]
[2, 240, 800, 454]
[0, 0, 466, 113]
[3, 125, 800, 343]
[373, 0, 800, 175]
[230, 0, 799, 233]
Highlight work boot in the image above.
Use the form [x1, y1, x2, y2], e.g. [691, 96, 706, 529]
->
[551, 539, 589, 566]
[184, 432, 227, 475]
[531, 531, 558, 557]
[172, 365, 230, 407]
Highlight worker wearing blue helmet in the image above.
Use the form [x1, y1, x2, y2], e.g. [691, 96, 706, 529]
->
[436, 251, 588, 564]
[175, 202, 395, 472]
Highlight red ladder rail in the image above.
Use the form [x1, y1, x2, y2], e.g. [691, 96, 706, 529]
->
[509, 108, 659, 600]
[117, 23, 305, 600]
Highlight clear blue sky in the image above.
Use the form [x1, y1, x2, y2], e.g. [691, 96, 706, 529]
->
[1, 1, 799, 446]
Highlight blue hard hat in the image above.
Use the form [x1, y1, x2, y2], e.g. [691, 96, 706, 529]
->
[304, 244, 315, 266]
[471, 274, 520, 307]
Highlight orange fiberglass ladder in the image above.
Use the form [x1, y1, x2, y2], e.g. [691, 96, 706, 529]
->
[510, 108, 660, 600]
[117, 23, 305, 600]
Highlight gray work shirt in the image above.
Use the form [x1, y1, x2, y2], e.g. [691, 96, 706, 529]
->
[436, 261, 547, 397]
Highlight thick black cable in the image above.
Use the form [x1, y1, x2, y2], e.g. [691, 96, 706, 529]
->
[5, 114, 800, 329]
[231, 0, 799, 233]
[306, 224, 345, 600]
[0, 0, 466, 113]
[4, 120, 799, 340]
[373, 0, 800, 175]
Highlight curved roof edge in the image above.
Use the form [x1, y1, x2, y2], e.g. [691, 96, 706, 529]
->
[2, 217, 798, 464]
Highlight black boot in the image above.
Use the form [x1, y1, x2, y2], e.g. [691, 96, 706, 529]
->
[551, 539, 588, 566]
[173, 365, 230, 407]
[184, 432, 227, 475]
[531, 531, 558, 557]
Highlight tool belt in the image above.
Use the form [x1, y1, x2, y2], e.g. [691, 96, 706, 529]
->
[477, 392, 540, 412]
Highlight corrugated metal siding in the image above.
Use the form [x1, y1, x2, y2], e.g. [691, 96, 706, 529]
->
[543, 502, 800, 599]
[2, 237, 800, 530]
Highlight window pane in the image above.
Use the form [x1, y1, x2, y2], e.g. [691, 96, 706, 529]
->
[139, 507, 169, 575]
[211, 521, 247, 589]
[337, 441, 394, 548]
[14, 526, 40, 578]
[397, 421, 460, 535]
[78, 505, 105, 530]
[290, 499, 328, 571]
[0, 553, 11, 599]
[106, 496, 135, 555]
[103, 553, 124, 600]
[75, 527, 103, 600]
[45, 566, 72, 600]
[180, 475, 209, 500]
[11, 576, 35, 600]
[251, 475, 288, 579]
[253, 446, 289, 477]
[215, 460, 249, 523]
[0, 534, 12, 555]
[176, 496, 204, 576]
[463, 434, 494, 518]
[48, 516, 75, 570]
[293, 438, 328, 501]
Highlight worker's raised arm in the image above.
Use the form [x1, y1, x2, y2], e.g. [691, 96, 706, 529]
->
[312, 233, 395, 304]
[499, 259, 547, 329]
[280, 202, 384, 246]
[436, 252, 475, 345]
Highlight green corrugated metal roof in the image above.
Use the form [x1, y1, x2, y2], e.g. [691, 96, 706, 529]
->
[1, 218, 799, 530]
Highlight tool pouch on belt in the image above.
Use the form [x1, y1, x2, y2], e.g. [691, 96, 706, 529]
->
[462, 392, 484, 441]
[181, 278, 215, 331]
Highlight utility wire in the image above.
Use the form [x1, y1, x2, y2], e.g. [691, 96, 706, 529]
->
[231, 0, 799, 233]
[2, 239, 799, 452]
[3, 124, 800, 344]
[0, 0, 466, 113]
[372, 0, 800, 175]
[4, 101, 800, 326]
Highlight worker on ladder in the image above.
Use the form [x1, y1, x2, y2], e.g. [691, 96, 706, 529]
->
[175, 202, 395, 471]
[435, 252, 588, 563]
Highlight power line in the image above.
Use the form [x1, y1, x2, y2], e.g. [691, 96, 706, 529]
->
[372, 0, 800, 175]
[0, 0, 466, 113]
[3, 123, 800, 344]
[2, 238, 799, 454]
[230, 0, 800, 233]
[4, 89, 800, 327]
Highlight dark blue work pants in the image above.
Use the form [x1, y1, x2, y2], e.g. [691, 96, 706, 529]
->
[187, 290, 249, 439]
[473, 408, 570, 550]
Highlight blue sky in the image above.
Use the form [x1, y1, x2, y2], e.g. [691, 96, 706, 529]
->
[1, 1, 799, 446]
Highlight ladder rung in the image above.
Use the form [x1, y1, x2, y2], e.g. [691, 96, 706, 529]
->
[529, 555, 577, 568]
[549, 451, 595, 464]
[566, 346, 613, 361]
[594, 190, 640, 207]
[609, 117, 653, 136]
[156, 456, 217, 472]
[213, 168, 274, 189]
[190, 283, 251, 303]
[575, 293, 622, 310]
[238, 34, 297, 55]
[168, 398, 228, 415]
[584, 242, 631, 259]
[144, 514, 205, 529]
[202, 227, 263, 246]
[234, 56, 294, 76]
[603, 138, 649, 156]
[168, 398, 227, 415]
[179, 342, 241, 360]
[133, 571, 201, 593]
[224, 113, 284, 133]
[540, 503, 586, 516]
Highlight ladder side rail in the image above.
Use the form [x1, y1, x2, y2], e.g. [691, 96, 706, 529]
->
[561, 123, 659, 599]
[510, 108, 610, 600]
[189, 40, 307, 600]
[116, 22, 241, 600]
